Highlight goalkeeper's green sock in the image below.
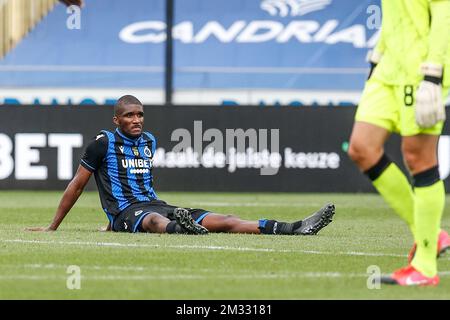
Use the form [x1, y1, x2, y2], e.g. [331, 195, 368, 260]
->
[364, 153, 415, 236]
[411, 166, 444, 277]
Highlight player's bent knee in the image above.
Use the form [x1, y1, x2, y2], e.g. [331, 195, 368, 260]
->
[141, 212, 167, 232]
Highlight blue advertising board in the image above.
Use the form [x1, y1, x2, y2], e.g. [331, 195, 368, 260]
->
[0, 0, 382, 105]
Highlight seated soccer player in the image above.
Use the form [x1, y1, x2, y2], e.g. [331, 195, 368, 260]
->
[27, 95, 335, 235]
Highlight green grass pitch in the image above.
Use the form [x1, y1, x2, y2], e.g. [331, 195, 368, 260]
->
[0, 191, 449, 299]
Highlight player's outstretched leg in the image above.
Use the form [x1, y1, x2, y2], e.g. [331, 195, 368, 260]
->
[258, 203, 335, 235]
[174, 208, 209, 235]
[292, 203, 335, 235]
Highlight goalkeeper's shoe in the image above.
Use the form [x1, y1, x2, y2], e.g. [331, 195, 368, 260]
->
[408, 230, 450, 264]
[292, 203, 335, 235]
[380, 265, 439, 286]
[174, 208, 209, 235]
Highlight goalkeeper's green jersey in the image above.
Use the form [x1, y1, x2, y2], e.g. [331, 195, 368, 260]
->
[372, 0, 450, 86]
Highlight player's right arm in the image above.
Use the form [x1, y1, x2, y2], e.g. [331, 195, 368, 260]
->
[39, 166, 93, 231]
[27, 133, 108, 231]
[26, 166, 92, 231]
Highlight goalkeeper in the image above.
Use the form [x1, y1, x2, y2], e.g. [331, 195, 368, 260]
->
[348, 0, 450, 286]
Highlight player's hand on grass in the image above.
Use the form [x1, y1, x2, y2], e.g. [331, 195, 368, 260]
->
[415, 63, 446, 128]
[98, 222, 112, 232]
[25, 226, 55, 232]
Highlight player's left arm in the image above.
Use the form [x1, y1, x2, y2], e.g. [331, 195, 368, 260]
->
[415, 0, 450, 127]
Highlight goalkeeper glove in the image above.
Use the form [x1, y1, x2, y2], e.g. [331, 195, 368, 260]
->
[366, 50, 383, 80]
[415, 63, 445, 128]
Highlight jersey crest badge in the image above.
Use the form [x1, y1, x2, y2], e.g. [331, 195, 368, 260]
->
[144, 146, 152, 158]
[132, 147, 139, 156]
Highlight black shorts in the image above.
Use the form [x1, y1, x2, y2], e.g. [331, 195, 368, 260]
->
[112, 199, 210, 233]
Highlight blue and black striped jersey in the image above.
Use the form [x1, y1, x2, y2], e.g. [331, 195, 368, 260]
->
[80, 128, 157, 221]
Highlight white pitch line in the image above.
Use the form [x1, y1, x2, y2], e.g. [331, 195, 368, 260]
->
[1, 239, 407, 258]
[5, 264, 448, 275]
[181, 202, 390, 209]
[22, 264, 147, 272]
[1, 271, 450, 282]
[0, 273, 400, 281]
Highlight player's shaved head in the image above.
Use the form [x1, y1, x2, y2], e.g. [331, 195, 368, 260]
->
[114, 95, 143, 116]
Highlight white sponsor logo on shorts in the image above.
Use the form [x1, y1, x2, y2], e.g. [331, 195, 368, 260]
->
[134, 210, 143, 216]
